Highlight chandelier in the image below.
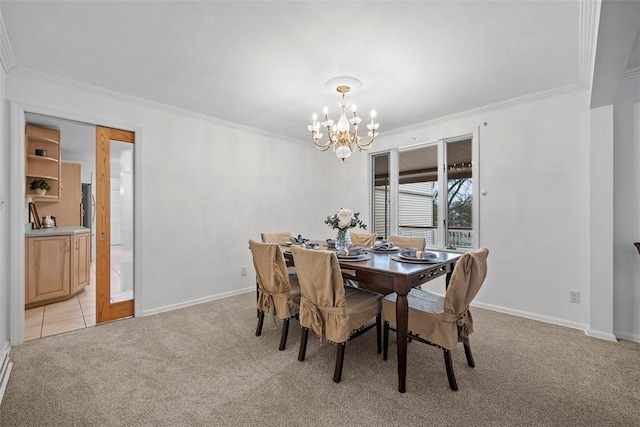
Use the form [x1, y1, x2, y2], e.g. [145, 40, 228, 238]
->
[307, 77, 379, 164]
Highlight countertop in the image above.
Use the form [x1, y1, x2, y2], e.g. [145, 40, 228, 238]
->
[25, 225, 90, 237]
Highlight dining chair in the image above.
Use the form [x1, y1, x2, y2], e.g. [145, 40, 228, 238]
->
[388, 235, 426, 251]
[350, 232, 377, 247]
[341, 232, 376, 285]
[249, 239, 301, 351]
[261, 232, 296, 269]
[290, 245, 383, 383]
[382, 247, 489, 391]
[260, 232, 292, 244]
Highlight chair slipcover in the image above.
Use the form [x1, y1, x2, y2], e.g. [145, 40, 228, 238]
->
[350, 232, 377, 247]
[382, 248, 489, 350]
[261, 232, 297, 270]
[261, 232, 292, 245]
[291, 246, 381, 344]
[249, 239, 300, 320]
[388, 235, 426, 251]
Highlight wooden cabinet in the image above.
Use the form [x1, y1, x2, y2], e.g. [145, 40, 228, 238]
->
[71, 232, 90, 294]
[25, 231, 90, 308]
[25, 235, 71, 305]
[25, 124, 61, 201]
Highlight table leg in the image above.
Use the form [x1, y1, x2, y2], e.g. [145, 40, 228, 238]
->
[395, 282, 409, 393]
[445, 268, 453, 289]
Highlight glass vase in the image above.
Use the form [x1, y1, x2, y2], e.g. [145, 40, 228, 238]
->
[335, 228, 352, 252]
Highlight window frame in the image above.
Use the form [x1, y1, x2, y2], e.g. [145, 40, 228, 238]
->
[369, 128, 479, 251]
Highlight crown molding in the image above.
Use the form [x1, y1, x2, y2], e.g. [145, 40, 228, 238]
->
[0, 7, 16, 71]
[381, 82, 587, 138]
[578, 0, 600, 88]
[7, 66, 306, 146]
[623, 66, 640, 80]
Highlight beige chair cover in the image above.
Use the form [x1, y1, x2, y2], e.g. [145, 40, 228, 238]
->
[388, 235, 426, 251]
[249, 240, 300, 320]
[350, 232, 377, 247]
[261, 232, 292, 244]
[291, 246, 381, 344]
[382, 248, 489, 350]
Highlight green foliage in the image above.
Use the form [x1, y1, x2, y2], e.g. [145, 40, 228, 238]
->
[30, 179, 51, 191]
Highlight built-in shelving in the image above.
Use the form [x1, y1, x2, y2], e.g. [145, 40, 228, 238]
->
[25, 124, 61, 201]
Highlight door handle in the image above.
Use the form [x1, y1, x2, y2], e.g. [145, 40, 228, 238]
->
[100, 232, 105, 241]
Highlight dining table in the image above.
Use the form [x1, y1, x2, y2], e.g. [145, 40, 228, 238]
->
[283, 242, 460, 393]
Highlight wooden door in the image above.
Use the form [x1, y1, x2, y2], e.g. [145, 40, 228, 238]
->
[95, 126, 135, 323]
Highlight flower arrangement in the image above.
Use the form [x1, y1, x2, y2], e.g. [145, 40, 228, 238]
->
[324, 208, 367, 231]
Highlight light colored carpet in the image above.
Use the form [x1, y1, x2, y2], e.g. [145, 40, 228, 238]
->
[1, 292, 639, 426]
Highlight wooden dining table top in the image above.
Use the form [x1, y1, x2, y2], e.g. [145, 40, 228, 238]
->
[282, 243, 461, 292]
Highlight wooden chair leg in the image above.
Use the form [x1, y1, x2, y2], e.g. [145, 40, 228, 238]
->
[383, 321, 389, 361]
[279, 318, 290, 351]
[298, 327, 309, 362]
[443, 349, 458, 391]
[376, 314, 382, 355]
[333, 342, 346, 383]
[463, 342, 475, 368]
[255, 310, 265, 336]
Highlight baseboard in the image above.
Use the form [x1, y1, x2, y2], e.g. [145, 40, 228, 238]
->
[142, 286, 254, 317]
[612, 332, 640, 343]
[585, 329, 618, 342]
[470, 301, 589, 333]
[0, 341, 13, 406]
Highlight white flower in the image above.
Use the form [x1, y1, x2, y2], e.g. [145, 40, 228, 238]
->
[325, 207, 366, 231]
[337, 208, 354, 228]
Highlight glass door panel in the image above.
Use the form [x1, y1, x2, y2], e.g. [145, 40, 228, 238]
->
[398, 145, 439, 245]
[372, 153, 390, 240]
[445, 138, 473, 249]
[109, 141, 134, 302]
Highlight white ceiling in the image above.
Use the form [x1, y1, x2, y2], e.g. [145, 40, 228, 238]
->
[0, 1, 636, 143]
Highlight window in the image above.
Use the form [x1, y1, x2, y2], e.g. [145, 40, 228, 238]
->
[371, 134, 476, 250]
[372, 153, 390, 240]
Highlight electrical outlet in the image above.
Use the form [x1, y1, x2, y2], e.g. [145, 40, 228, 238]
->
[240, 267, 247, 276]
[569, 290, 580, 304]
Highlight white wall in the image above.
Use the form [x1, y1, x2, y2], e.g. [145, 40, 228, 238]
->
[368, 90, 593, 329]
[613, 74, 640, 341]
[5, 72, 346, 317]
[589, 105, 614, 339]
[0, 63, 8, 346]
[5, 71, 633, 341]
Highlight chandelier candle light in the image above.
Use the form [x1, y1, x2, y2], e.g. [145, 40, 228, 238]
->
[308, 77, 379, 164]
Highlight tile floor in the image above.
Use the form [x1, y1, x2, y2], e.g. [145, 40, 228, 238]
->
[24, 245, 133, 341]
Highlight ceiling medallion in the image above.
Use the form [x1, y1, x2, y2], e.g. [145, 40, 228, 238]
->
[307, 76, 379, 164]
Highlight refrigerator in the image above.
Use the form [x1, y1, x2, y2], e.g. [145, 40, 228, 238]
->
[81, 183, 94, 261]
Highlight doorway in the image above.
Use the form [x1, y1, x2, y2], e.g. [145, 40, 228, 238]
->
[19, 113, 136, 341]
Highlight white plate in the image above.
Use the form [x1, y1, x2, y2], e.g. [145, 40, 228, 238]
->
[368, 246, 400, 253]
[399, 253, 442, 263]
